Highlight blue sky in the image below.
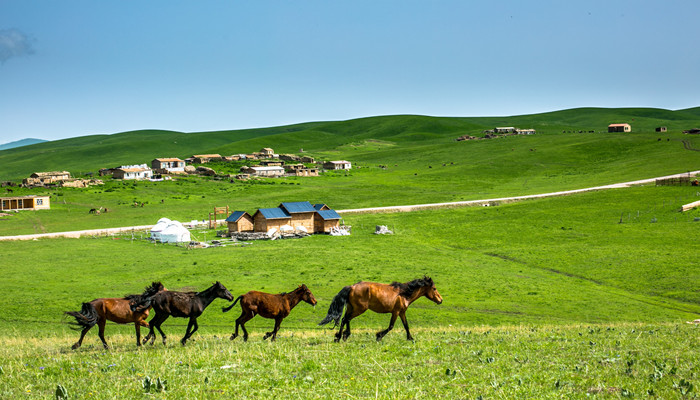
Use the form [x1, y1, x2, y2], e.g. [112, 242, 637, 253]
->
[1, 1, 699, 144]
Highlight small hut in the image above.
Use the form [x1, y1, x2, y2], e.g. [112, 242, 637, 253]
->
[0, 195, 50, 211]
[279, 201, 316, 232]
[608, 123, 631, 133]
[314, 209, 341, 233]
[253, 208, 292, 233]
[226, 211, 254, 233]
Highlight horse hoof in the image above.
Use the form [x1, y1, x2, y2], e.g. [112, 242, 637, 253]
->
[71, 344, 80, 350]
[230, 334, 237, 341]
[333, 338, 340, 343]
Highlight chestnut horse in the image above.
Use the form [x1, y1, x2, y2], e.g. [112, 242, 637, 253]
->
[65, 282, 166, 349]
[319, 276, 442, 342]
[133, 281, 233, 346]
[222, 284, 317, 342]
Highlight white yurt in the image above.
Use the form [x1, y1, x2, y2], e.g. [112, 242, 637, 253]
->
[159, 220, 191, 243]
[150, 217, 171, 241]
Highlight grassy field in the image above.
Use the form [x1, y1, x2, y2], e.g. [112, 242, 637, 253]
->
[1, 107, 699, 398]
[2, 324, 699, 399]
[1, 184, 699, 398]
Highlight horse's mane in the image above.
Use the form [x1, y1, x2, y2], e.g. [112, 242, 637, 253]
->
[390, 276, 433, 298]
[124, 281, 164, 302]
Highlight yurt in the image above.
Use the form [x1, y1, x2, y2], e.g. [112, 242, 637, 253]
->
[159, 220, 191, 243]
[150, 218, 171, 241]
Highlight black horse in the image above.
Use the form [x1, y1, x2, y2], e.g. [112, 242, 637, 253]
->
[132, 281, 233, 346]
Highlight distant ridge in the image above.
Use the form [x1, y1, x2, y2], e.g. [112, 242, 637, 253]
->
[0, 138, 47, 151]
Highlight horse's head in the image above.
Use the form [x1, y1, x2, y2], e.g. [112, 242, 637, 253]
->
[299, 284, 317, 306]
[423, 277, 443, 305]
[214, 281, 234, 301]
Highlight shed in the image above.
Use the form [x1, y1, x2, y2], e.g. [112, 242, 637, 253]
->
[314, 209, 341, 233]
[655, 127, 667, 132]
[313, 203, 330, 211]
[494, 127, 516, 133]
[188, 154, 223, 164]
[253, 207, 292, 233]
[259, 148, 275, 157]
[279, 201, 316, 232]
[608, 123, 631, 133]
[226, 211, 254, 233]
[244, 166, 285, 177]
[0, 195, 50, 211]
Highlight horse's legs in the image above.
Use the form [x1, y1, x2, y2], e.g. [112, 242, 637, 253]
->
[232, 310, 254, 342]
[155, 315, 169, 345]
[97, 318, 109, 349]
[71, 326, 91, 350]
[134, 323, 142, 347]
[376, 312, 399, 341]
[399, 311, 413, 341]
[181, 316, 198, 345]
[334, 304, 352, 342]
[264, 317, 283, 341]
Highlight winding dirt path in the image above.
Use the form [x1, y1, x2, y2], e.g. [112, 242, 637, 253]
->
[1, 170, 698, 241]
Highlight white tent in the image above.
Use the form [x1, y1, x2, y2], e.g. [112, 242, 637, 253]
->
[150, 218, 171, 241]
[156, 220, 191, 243]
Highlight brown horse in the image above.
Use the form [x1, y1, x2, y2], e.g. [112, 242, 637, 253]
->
[319, 276, 442, 342]
[65, 282, 166, 349]
[133, 281, 234, 346]
[222, 284, 317, 342]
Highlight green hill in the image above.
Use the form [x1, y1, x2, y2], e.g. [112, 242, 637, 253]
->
[1, 107, 699, 181]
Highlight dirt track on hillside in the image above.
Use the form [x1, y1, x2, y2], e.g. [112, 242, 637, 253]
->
[1, 170, 698, 241]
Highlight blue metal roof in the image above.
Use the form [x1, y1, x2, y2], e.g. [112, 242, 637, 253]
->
[225, 211, 248, 222]
[313, 203, 327, 210]
[279, 201, 315, 213]
[256, 207, 291, 219]
[317, 209, 341, 220]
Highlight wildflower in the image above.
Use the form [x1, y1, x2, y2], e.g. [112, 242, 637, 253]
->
[39, 367, 45, 370]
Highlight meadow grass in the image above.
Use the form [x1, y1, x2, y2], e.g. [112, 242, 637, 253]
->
[2, 324, 698, 399]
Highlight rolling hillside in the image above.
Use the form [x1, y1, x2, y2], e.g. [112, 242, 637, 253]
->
[1, 107, 699, 181]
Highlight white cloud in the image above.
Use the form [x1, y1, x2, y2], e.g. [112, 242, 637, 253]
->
[0, 28, 35, 64]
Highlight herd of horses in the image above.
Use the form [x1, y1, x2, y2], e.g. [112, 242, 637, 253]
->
[64, 276, 443, 349]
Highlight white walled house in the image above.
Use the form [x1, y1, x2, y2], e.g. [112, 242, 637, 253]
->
[113, 164, 153, 180]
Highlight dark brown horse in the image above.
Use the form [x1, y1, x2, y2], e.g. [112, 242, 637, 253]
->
[65, 282, 166, 349]
[319, 276, 442, 342]
[133, 281, 233, 346]
[222, 284, 317, 342]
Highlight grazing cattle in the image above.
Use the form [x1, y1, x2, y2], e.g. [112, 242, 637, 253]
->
[319, 276, 442, 342]
[223, 285, 317, 342]
[65, 282, 166, 349]
[134, 282, 233, 346]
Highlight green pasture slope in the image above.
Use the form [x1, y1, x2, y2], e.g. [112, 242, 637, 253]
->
[1, 107, 700, 398]
[1, 107, 700, 235]
[1, 185, 700, 398]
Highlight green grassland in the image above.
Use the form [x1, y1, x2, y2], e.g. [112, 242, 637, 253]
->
[1, 107, 699, 398]
[1, 107, 700, 235]
[2, 186, 700, 398]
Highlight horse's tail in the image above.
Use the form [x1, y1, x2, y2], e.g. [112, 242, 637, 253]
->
[65, 302, 98, 330]
[222, 296, 242, 312]
[318, 286, 352, 327]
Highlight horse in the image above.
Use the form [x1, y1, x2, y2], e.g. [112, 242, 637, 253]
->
[222, 284, 317, 342]
[64, 282, 166, 349]
[318, 276, 442, 342]
[133, 281, 233, 346]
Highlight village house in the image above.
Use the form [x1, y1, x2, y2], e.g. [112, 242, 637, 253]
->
[655, 127, 667, 132]
[241, 166, 285, 177]
[259, 160, 284, 167]
[225, 211, 254, 233]
[516, 128, 536, 135]
[323, 160, 352, 170]
[151, 158, 185, 173]
[253, 207, 292, 233]
[608, 123, 631, 133]
[284, 164, 319, 177]
[186, 154, 223, 164]
[113, 164, 153, 180]
[1, 195, 50, 211]
[259, 148, 275, 157]
[494, 127, 516, 133]
[23, 171, 72, 186]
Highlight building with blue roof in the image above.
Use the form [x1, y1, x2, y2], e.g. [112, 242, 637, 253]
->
[226, 211, 254, 232]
